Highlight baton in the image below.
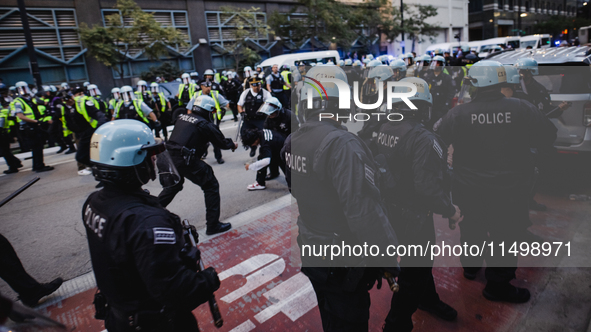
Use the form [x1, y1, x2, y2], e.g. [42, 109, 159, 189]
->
[234, 113, 244, 141]
[181, 220, 223, 328]
[0, 177, 40, 209]
[384, 272, 400, 293]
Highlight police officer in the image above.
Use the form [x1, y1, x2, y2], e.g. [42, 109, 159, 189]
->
[424, 55, 454, 131]
[134, 80, 152, 103]
[377, 78, 460, 331]
[414, 55, 431, 79]
[280, 64, 292, 108]
[87, 84, 109, 116]
[514, 58, 551, 113]
[108, 87, 121, 117]
[221, 72, 243, 122]
[389, 59, 407, 81]
[242, 66, 253, 90]
[0, 98, 22, 174]
[59, 88, 107, 175]
[177, 73, 196, 107]
[237, 77, 272, 157]
[149, 82, 171, 141]
[289, 65, 399, 331]
[266, 64, 291, 108]
[84, 120, 221, 331]
[199, 69, 224, 95]
[242, 128, 287, 191]
[113, 86, 159, 126]
[158, 95, 236, 235]
[401, 53, 415, 77]
[437, 61, 557, 303]
[191, 81, 231, 164]
[12, 81, 53, 172]
[255, 65, 264, 79]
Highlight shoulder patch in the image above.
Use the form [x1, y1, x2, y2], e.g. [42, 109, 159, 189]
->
[364, 164, 375, 186]
[433, 140, 443, 159]
[153, 227, 176, 245]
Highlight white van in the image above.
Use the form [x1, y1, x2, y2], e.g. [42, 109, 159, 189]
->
[424, 42, 470, 56]
[519, 34, 553, 49]
[258, 51, 340, 74]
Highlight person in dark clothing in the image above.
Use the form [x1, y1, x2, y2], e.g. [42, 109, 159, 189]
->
[0, 233, 63, 307]
[266, 64, 291, 109]
[291, 65, 399, 332]
[514, 58, 551, 113]
[424, 55, 454, 131]
[237, 77, 272, 157]
[85, 120, 221, 331]
[259, 96, 295, 180]
[377, 77, 460, 332]
[242, 128, 286, 191]
[437, 61, 557, 303]
[221, 72, 243, 122]
[158, 95, 236, 235]
[0, 99, 22, 174]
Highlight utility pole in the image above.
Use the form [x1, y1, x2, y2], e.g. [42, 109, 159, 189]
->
[17, 0, 42, 89]
[448, 0, 453, 42]
[517, 0, 522, 36]
[400, 0, 405, 54]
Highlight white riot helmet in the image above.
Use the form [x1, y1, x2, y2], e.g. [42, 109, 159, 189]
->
[120, 85, 135, 102]
[15, 81, 31, 97]
[111, 87, 121, 100]
[203, 69, 214, 78]
[137, 80, 148, 93]
[243, 66, 252, 78]
[83, 82, 90, 87]
[150, 82, 160, 93]
[181, 73, 191, 84]
[87, 84, 101, 97]
[257, 97, 283, 115]
[61, 82, 70, 90]
[299, 65, 350, 122]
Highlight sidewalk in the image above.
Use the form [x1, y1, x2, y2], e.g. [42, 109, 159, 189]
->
[6, 192, 591, 332]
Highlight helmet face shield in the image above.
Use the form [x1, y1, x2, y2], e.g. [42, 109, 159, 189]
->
[150, 84, 160, 93]
[113, 92, 121, 100]
[257, 102, 281, 116]
[138, 138, 181, 188]
[122, 91, 134, 102]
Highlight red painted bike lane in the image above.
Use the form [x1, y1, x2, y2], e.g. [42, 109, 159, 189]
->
[26, 191, 587, 332]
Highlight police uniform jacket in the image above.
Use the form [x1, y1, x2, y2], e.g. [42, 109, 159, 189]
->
[83, 187, 217, 314]
[167, 112, 235, 159]
[263, 108, 293, 137]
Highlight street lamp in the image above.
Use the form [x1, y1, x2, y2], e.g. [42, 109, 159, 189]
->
[521, 13, 528, 17]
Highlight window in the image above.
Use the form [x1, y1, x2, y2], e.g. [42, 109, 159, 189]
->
[0, 7, 88, 85]
[101, 9, 194, 78]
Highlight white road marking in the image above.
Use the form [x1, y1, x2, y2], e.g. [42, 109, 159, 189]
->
[219, 254, 279, 281]
[228, 320, 257, 332]
[254, 272, 317, 324]
[220, 258, 285, 303]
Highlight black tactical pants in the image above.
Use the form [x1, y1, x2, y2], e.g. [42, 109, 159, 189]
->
[256, 149, 285, 186]
[20, 125, 46, 170]
[454, 183, 527, 283]
[305, 268, 371, 332]
[241, 118, 265, 156]
[383, 210, 440, 332]
[75, 128, 94, 167]
[213, 110, 226, 160]
[0, 131, 21, 170]
[0, 233, 42, 298]
[158, 157, 221, 227]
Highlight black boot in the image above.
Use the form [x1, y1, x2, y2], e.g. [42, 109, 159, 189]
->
[206, 222, 232, 235]
[463, 267, 481, 280]
[19, 278, 63, 307]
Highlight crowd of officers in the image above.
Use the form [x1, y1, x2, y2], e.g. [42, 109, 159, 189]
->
[1, 49, 564, 332]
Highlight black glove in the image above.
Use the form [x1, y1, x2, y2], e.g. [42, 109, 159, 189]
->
[180, 244, 200, 272]
[201, 267, 221, 293]
[154, 121, 162, 131]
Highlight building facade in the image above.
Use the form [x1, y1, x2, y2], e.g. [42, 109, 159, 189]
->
[469, 0, 578, 40]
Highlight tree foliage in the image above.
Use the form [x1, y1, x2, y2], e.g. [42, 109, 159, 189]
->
[219, 6, 272, 72]
[78, 0, 188, 79]
[269, 0, 439, 53]
[532, 15, 591, 38]
[139, 62, 182, 82]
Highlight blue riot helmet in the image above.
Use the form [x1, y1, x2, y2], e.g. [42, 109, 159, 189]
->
[90, 120, 180, 188]
[257, 97, 282, 116]
[299, 65, 350, 122]
[390, 77, 433, 122]
[514, 58, 539, 75]
[389, 59, 407, 80]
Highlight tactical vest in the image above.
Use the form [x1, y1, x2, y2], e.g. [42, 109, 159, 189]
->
[62, 98, 97, 133]
[134, 91, 152, 103]
[114, 100, 149, 124]
[178, 84, 194, 105]
[244, 90, 265, 118]
[1, 107, 10, 130]
[153, 92, 166, 113]
[15, 97, 48, 122]
[290, 121, 347, 237]
[281, 71, 291, 90]
[269, 73, 284, 90]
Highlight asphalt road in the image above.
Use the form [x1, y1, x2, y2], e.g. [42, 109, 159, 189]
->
[0, 119, 289, 300]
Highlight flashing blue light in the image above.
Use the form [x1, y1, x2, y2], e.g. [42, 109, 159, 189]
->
[555, 40, 561, 46]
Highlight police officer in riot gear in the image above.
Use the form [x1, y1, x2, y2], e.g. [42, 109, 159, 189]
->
[377, 78, 460, 331]
[177, 73, 196, 107]
[199, 69, 224, 94]
[59, 88, 107, 175]
[266, 64, 291, 109]
[237, 77, 272, 157]
[84, 120, 221, 331]
[424, 55, 454, 131]
[389, 59, 407, 81]
[158, 95, 236, 235]
[258, 97, 293, 180]
[514, 58, 551, 113]
[290, 65, 399, 331]
[113, 86, 159, 126]
[222, 72, 243, 122]
[134, 80, 152, 103]
[13, 81, 54, 172]
[149, 82, 171, 141]
[87, 84, 109, 116]
[437, 61, 557, 303]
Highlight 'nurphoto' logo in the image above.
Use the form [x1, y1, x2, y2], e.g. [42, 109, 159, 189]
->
[305, 77, 417, 122]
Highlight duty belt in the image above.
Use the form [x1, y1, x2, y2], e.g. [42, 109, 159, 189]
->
[166, 145, 195, 166]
